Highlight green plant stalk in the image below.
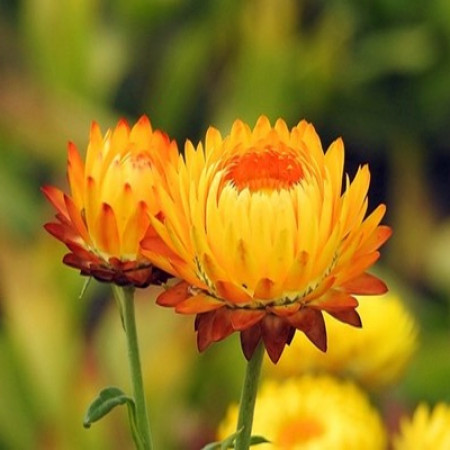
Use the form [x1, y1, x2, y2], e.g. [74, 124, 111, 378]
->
[113, 285, 153, 450]
[234, 342, 265, 450]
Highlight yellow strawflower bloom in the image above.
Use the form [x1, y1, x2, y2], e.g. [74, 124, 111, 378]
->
[218, 375, 387, 449]
[268, 292, 418, 389]
[393, 403, 450, 450]
[43, 116, 178, 287]
[142, 116, 391, 361]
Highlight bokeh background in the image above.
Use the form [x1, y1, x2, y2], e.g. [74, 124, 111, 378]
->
[0, 0, 449, 448]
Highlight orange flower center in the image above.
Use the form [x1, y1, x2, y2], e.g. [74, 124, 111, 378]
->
[224, 146, 304, 192]
[277, 416, 324, 446]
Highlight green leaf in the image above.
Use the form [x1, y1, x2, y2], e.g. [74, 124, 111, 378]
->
[249, 435, 271, 446]
[83, 387, 134, 428]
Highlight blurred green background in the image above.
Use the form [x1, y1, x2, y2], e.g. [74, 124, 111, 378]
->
[0, 0, 449, 448]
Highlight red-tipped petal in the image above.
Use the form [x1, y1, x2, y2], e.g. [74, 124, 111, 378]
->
[230, 309, 266, 331]
[65, 241, 101, 264]
[175, 293, 223, 314]
[41, 185, 69, 219]
[328, 308, 362, 327]
[211, 308, 234, 342]
[196, 312, 216, 352]
[240, 324, 262, 361]
[64, 194, 90, 244]
[157, 281, 190, 307]
[63, 253, 89, 271]
[342, 272, 388, 295]
[261, 315, 293, 363]
[287, 308, 327, 352]
[44, 222, 79, 244]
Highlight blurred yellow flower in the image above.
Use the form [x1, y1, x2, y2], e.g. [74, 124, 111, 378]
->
[141, 116, 391, 362]
[218, 375, 387, 449]
[393, 403, 450, 450]
[267, 292, 418, 389]
[43, 116, 178, 287]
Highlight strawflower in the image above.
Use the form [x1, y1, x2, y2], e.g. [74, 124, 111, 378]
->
[42, 115, 178, 287]
[42, 116, 179, 449]
[218, 375, 387, 449]
[142, 115, 391, 362]
[393, 403, 450, 450]
[267, 292, 418, 389]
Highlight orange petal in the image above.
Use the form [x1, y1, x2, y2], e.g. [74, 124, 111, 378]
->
[303, 275, 336, 302]
[157, 281, 190, 307]
[141, 233, 181, 260]
[328, 308, 362, 327]
[67, 141, 85, 207]
[42, 185, 69, 219]
[287, 308, 327, 352]
[374, 225, 392, 248]
[175, 293, 223, 314]
[359, 225, 392, 255]
[337, 251, 381, 285]
[122, 200, 150, 256]
[96, 203, 121, 255]
[64, 194, 90, 245]
[309, 290, 359, 312]
[230, 309, 266, 331]
[215, 280, 252, 304]
[254, 278, 276, 300]
[342, 272, 388, 295]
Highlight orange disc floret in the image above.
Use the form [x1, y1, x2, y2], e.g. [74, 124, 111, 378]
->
[141, 116, 392, 361]
[42, 116, 178, 287]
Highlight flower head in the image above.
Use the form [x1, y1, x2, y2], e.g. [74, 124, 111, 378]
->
[141, 116, 391, 361]
[393, 403, 450, 450]
[267, 292, 418, 389]
[43, 116, 178, 287]
[218, 375, 387, 449]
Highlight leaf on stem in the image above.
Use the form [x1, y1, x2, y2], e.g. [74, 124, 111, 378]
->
[83, 386, 135, 429]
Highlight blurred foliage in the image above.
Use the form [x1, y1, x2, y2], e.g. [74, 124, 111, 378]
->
[0, 0, 449, 448]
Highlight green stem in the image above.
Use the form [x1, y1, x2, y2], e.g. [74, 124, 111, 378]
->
[234, 342, 265, 450]
[113, 286, 153, 450]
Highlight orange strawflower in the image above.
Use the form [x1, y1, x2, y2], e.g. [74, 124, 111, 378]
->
[141, 116, 391, 361]
[43, 116, 178, 287]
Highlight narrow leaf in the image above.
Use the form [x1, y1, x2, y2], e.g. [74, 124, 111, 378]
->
[79, 276, 92, 300]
